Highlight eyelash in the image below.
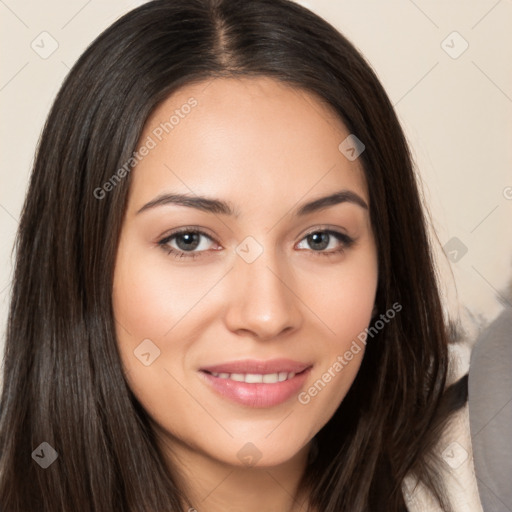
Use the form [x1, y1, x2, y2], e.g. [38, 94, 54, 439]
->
[157, 227, 355, 260]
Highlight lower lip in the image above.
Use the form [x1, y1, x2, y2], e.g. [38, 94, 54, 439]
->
[199, 368, 311, 408]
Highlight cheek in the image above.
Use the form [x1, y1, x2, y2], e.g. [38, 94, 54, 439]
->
[111, 242, 187, 383]
[296, 252, 378, 427]
[111, 245, 203, 430]
[112, 245, 213, 341]
[335, 268, 377, 342]
[111, 241, 232, 403]
[311, 251, 378, 347]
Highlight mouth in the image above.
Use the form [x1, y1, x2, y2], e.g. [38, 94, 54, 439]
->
[204, 370, 299, 384]
[198, 359, 312, 408]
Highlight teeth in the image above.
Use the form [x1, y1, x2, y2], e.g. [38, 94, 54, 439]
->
[245, 373, 263, 383]
[209, 371, 297, 383]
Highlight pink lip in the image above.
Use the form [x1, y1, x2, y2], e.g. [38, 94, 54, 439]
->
[198, 359, 312, 408]
[200, 358, 310, 374]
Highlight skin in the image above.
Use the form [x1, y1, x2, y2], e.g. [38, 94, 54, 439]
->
[112, 76, 378, 512]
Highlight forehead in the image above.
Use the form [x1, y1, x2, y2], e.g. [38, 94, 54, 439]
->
[128, 76, 368, 213]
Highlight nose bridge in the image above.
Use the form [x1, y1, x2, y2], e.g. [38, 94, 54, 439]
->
[225, 235, 301, 339]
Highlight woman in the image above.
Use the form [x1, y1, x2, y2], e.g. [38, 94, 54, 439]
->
[0, 0, 471, 510]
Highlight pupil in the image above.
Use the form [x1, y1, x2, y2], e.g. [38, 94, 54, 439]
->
[177, 232, 199, 251]
[309, 232, 329, 250]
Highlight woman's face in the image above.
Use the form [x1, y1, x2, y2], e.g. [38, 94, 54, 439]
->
[113, 77, 378, 469]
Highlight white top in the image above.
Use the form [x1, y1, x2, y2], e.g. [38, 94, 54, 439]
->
[404, 343, 484, 512]
[404, 404, 484, 512]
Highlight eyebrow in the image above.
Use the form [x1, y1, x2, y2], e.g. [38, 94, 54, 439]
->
[136, 189, 368, 217]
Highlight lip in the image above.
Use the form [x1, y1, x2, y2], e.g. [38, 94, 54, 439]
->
[198, 359, 312, 408]
[200, 358, 311, 374]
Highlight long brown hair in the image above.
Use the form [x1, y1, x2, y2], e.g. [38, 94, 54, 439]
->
[0, 1, 466, 510]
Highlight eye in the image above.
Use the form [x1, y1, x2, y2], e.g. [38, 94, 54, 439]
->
[296, 229, 354, 256]
[158, 227, 355, 261]
[158, 228, 218, 260]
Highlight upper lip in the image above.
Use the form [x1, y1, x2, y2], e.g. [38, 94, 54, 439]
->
[200, 358, 311, 375]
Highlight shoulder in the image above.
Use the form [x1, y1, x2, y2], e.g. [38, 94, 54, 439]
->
[404, 337, 486, 512]
[469, 307, 512, 511]
[404, 402, 483, 512]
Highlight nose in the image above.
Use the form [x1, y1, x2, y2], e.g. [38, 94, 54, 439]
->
[223, 246, 303, 340]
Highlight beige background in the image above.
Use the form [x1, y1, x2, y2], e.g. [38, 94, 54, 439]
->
[1, 0, 511, 364]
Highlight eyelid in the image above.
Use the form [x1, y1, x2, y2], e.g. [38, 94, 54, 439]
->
[157, 224, 355, 260]
[298, 223, 350, 239]
[296, 228, 355, 252]
[157, 226, 219, 254]
[158, 225, 217, 239]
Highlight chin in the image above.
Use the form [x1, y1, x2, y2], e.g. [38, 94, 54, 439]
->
[210, 436, 310, 470]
